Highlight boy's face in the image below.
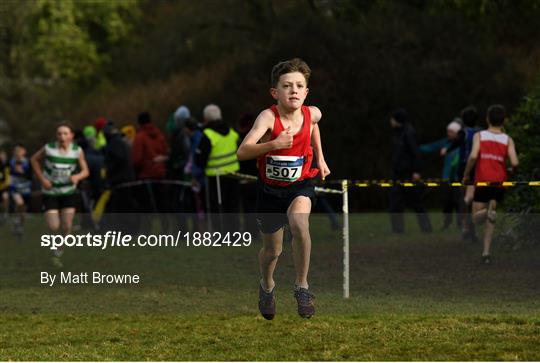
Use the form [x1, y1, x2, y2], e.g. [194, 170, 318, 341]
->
[270, 72, 309, 110]
[56, 126, 74, 145]
[13, 146, 26, 159]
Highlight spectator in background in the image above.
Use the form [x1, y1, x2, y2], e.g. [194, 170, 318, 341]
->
[457, 105, 481, 242]
[78, 125, 105, 204]
[120, 124, 136, 147]
[184, 118, 205, 207]
[73, 125, 104, 230]
[94, 117, 108, 150]
[104, 122, 136, 189]
[167, 105, 192, 180]
[237, 112, 259, 235]
[0, 150, 10, 223]
[103, 121, 137, 231]
[389, 108, 432, 234]
[132, 111, 170, 217]
[132, 111, 169, 181]
[167, 105, 192, 215]
[195, 104, 240, 231]
[420, 119, 462, 230]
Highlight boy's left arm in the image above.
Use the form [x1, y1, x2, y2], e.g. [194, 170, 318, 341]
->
[309, 106, 331, 180]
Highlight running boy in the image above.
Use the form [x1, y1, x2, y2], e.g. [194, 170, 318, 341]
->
[0, 150, 9, 224]
[9, 143, 33, 235]
[31, 122, 89, 268]
[462, 105, 518, 264]
[237, 58, 330, 319]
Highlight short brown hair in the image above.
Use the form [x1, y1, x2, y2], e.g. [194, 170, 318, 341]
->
[271, 58, 311, 87]
[56, 121, 74, 133]
[487, 104, 506, 126]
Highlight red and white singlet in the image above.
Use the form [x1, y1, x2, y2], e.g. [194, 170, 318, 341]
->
[257, 105, 319, 186]
[475, 130, 509, 183]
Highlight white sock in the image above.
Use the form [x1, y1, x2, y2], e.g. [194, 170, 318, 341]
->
[294, 283, 309, 290]
[260, 279, 274, 293]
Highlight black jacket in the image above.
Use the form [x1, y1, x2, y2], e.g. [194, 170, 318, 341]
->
[391, 123, 422, 178]
[103, 133, 135, 186]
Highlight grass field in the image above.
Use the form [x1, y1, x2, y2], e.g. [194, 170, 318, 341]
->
[1, 213, 539, 360]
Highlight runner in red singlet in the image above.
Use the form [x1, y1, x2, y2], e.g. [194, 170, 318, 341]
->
[462, 105, 519, 264]
[237, 58, 330, 320]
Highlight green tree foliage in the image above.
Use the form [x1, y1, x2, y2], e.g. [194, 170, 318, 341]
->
[505, 84, 540, 212]
[0, 0, 139, 145]
[110, 1, 528, 178]
[3, 0, 540, 209]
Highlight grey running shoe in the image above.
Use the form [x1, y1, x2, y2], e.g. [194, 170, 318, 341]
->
[482, 255, 492, 265]
[258, 283, 275, 320]
[294, 286, 315, 318]
[51, 256, 64, 269]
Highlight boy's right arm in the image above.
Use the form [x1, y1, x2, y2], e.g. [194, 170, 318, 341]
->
[507, 137, 519, 168]
[237, 110, 292, 161]
[30, 147, 51, 189]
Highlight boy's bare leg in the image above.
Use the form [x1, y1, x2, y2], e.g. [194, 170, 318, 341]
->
[13, 193, 25, 221]
[259, 228, 283, 291]
[482, 201, 497, 256]
[464, 186, 475, 205]
[1, 192, 9, 223]
[60, 208, 76, 235]
[287, 196, 312, 289]
[472, 201, 487, 225]
[45, 210, 61, 232]
[12, 194, 25, 235]
[461, 187, 473, 233]
[45, 210, 64, 267]
[288, 195, 315, 318]
[473, 201, 497, 258]
[1, 192, 8, 215]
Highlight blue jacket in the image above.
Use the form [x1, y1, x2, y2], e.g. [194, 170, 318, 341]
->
[420, 138, 460, 181]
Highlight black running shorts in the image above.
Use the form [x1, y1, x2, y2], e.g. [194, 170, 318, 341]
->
[43, 193, 78, 211]
[473, 186, 505, 203]
[255, 179, 316, 234]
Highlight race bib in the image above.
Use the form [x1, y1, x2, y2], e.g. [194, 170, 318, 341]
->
[51, 167, 72, 180]
[266, 155, 304, 182]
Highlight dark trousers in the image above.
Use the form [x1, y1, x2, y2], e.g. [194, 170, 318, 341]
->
[204, 175, 240, 232]
[389, 185, 432, 233]
[239, 181, 258, 235]
[442, 184, 461, 228]
[134, 181, 172, 233]
[104, 185, 140, 233]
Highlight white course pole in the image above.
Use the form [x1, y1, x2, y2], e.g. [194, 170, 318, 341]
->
[216, 171, 222, 208]
[342, 180, 350, 299]
[216, 170, 224, 231]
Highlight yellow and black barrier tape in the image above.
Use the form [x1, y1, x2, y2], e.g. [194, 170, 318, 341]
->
[350, 180, 540, 188]
[229, 172, 540, 192]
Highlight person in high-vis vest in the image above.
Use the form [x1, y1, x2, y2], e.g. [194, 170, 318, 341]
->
[195, 104, 240, 231]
